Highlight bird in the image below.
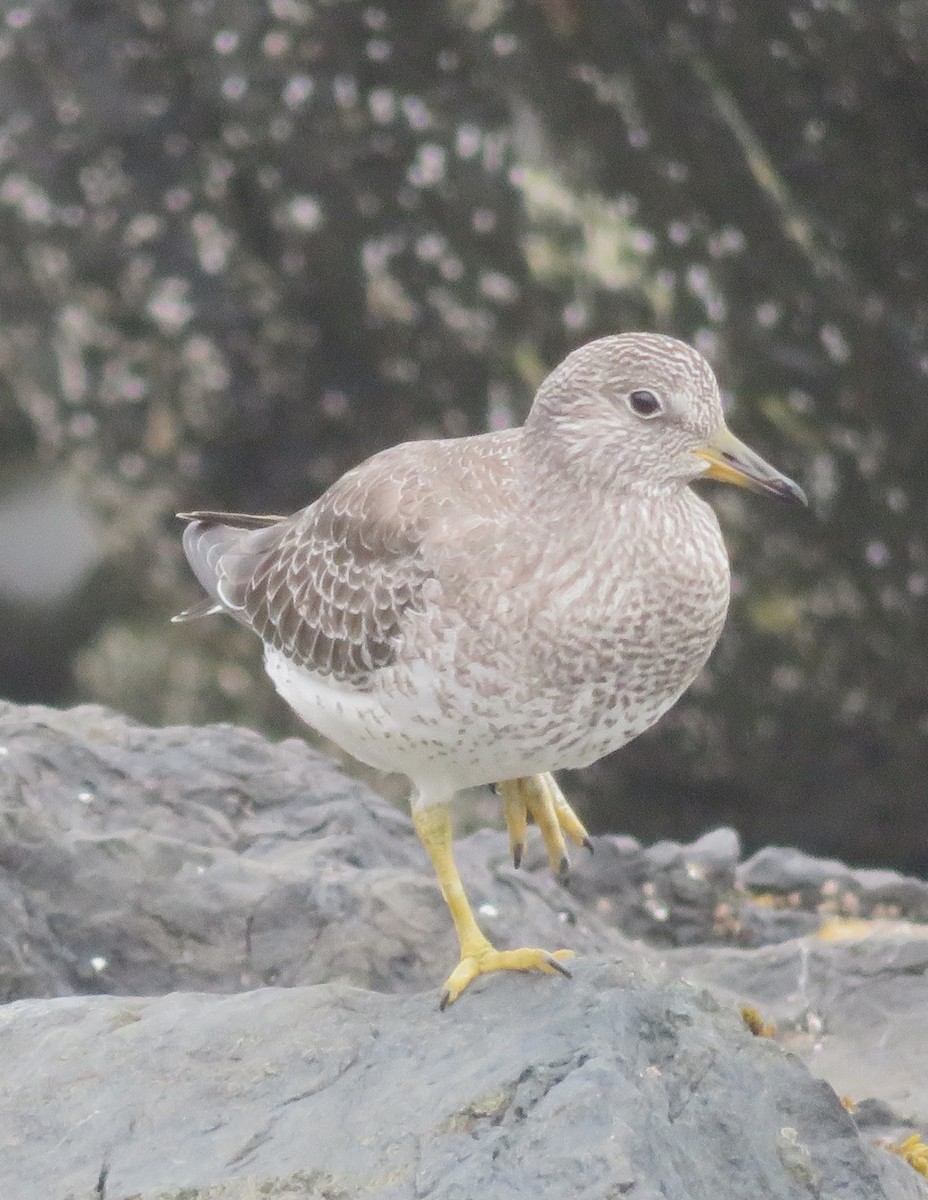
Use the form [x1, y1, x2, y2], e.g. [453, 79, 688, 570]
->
[174, 332, 806, 1008]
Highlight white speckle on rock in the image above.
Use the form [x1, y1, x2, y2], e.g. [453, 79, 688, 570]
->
[415, 233, 445, 262]
[123, 213, 164, 247]
[262, 29, 290, 56]
[286, 195, 324, 231]
[563, 301, 588, 330]
[686, 265, 727, 323]
[755, 300, 780, 328]
[820, 322, 850, 364]
[6, 7, 32, 29]
[332, 75, 358, 109]
[282, 74, 315, 109]
[79, 153, 130, 207]
[163, 186, 192, 213]
[479, 272, 518, 303]
[455, 124, 481, 159]
[439, 255, 464, 282]
[362, 234, 404, 274]
[221, 74, 248, 101]
[865, 541, 889, 569]
[363, 6, 387, 30]
[184, 334, 232, 392]
[191, 212, 235, 274]
[368, 88, 395, 124]
[269, 0, 313, 22]
[631, 229, 656, 255]
[407, 143, 446, 188]
[708, 227, 746, 257]
[147, 277, 194, 333]
[401, 95, 431, 130]
[0, 173, 52, 223]
[907, 573, 928, 597]
[213, 29, 239, 54]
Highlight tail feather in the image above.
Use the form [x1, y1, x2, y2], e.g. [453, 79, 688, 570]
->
[175, 511, 287, 625]
[176, 510, 286, 529]
[171, 597, 224, 623]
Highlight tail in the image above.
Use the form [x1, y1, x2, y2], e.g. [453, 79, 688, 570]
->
[172, 510, 286, 623]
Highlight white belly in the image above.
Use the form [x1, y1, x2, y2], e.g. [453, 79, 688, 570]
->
[264, 644, 682, 803]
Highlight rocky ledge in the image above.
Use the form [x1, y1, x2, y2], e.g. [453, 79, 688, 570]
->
[1, 702, 926, 1199]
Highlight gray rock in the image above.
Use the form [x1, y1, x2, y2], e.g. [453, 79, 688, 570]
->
[672, 933, 928, 1133]
[2, 701, 928, 1198]
[2, 960, 925, 1200]
[0, 701, 616, 1003]
[740, 846, 928, 922]
[555, 826, 742, 947]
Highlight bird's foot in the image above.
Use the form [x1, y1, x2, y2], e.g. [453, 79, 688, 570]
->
[497, 773, 592, 873]
[440, 940, 574, 1009]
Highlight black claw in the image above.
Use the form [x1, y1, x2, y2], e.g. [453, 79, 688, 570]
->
[439, 990, 450, 1012]
[548, 956, 572, 979]
[512, 843, 524, 869]
[583, 836, 594, 855]
[557, 853, 570, 878]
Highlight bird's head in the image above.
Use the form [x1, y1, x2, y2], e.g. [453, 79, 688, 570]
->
[525, 332, 807, 505]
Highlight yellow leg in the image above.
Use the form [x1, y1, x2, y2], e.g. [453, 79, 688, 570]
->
[412, 803, 574, 1008]
[498, 773, 592, 873]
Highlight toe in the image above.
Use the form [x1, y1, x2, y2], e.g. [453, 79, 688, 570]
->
[438, 944, 576, 1006]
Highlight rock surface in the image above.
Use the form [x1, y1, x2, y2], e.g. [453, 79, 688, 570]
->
[4, 962, 926, 1200]
[1, 701, 927, 1198]
[0, 702, 611, 1003]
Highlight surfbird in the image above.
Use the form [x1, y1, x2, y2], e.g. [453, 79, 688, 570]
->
[175, 333, 806, 1006]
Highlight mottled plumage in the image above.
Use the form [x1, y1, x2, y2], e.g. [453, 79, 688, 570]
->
[177, 332, 805, 1005]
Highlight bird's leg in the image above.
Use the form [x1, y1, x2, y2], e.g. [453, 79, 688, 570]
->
[498, 773, 592, 873]
[412, 802, 574, 1008]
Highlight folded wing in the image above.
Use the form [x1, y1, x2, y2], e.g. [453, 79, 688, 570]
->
[175, 450, 437, 683]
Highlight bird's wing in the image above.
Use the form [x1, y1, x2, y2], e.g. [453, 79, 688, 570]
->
[177, 445, 441, 682]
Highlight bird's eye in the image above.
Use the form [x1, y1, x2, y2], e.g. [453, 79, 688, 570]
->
[627, 389, 662, 418]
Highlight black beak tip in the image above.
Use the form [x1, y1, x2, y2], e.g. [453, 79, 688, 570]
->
[773, 477, 808, 507]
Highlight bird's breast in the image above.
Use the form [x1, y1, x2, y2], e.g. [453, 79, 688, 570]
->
[384, 489, 731, 773]
[439, 492, 730, 731]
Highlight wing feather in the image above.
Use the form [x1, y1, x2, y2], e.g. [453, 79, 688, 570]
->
[178, 446, 438, 683]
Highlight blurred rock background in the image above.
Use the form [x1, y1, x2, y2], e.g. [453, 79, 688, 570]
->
[0, 0, 926, 870]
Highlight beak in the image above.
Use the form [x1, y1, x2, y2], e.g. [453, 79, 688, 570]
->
[694, 425, 807, 506]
